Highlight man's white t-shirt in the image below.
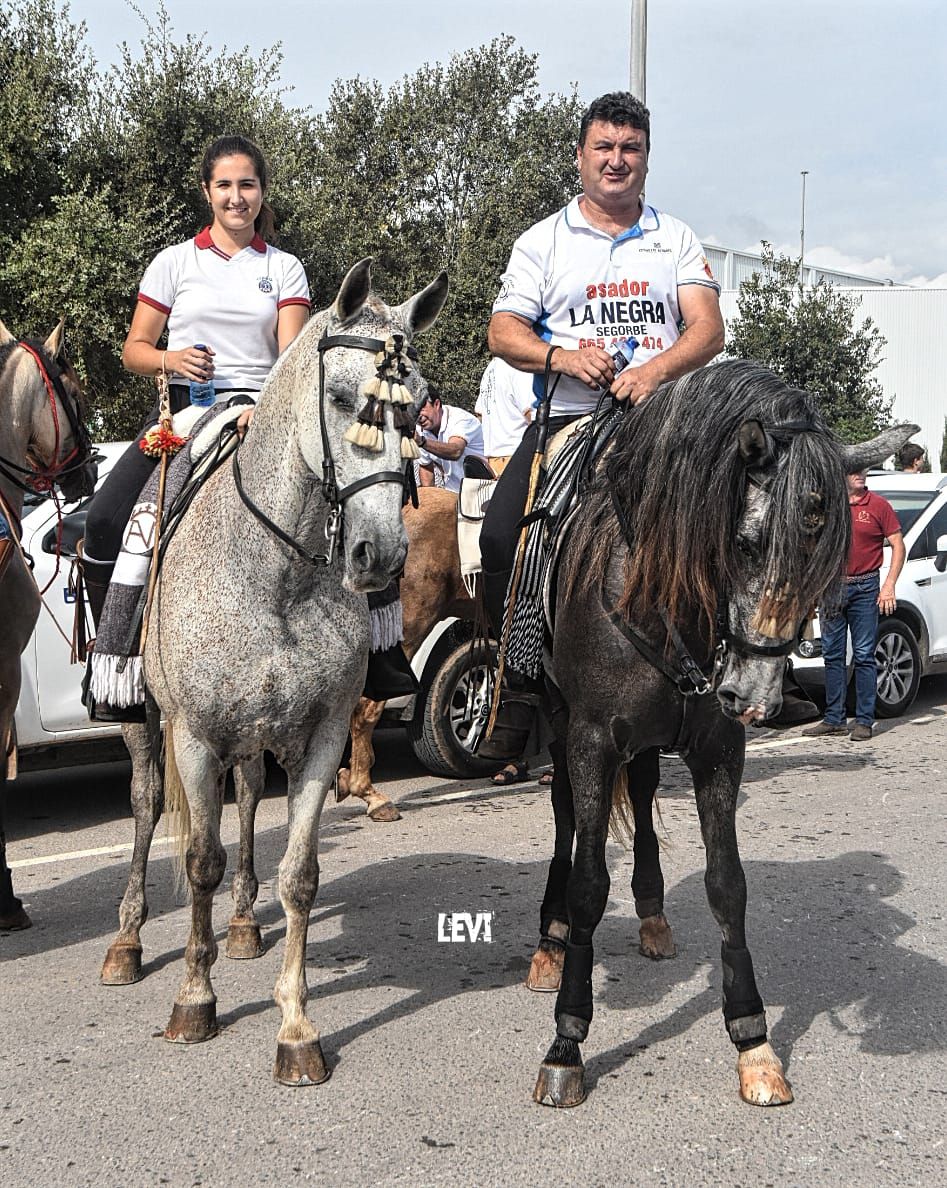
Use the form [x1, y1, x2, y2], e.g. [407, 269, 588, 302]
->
[418, 404, 485, 492]
[492, 197, 720, 415]
[475, 358, 533, 457]
[138, 227, 310, 393]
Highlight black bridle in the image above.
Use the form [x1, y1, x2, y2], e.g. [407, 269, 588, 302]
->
[232, 328, 418, 566]
[0, 339, 93, 498]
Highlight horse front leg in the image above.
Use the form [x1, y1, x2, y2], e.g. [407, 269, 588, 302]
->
[225, 755, 267, 960]
[337, 697, 400, 822]
[685, 748, 793, 1106]
[163, 720, 227, 1044]
[534, 722, 615, 1108]
[102, 707, 163, 983]
[527, 727, 572, 992]
[271, 718, 349, 1087]
[0, 767, 30, 931]
[628, 749, 676, 960]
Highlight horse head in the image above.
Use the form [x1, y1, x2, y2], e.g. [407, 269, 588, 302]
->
[0, 318, 96, 504]
[295, 259, 448, 593]
[716, 411, 919, 724]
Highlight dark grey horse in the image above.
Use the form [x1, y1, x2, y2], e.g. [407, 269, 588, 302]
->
[527, 359, 916, 1107]
[0, 321, 96, 930]
[107, 260, 447, 1086]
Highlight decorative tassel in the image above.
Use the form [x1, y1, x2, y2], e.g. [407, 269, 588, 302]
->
[391, 405, 412, 430]
[361, 375, 382, 399]
[357, 395, 378, 425]
[139, 425, 188, 458]
[374, 350, 387, 366]
[401, 436, 420, 460]
[344, 422, 384, 451]
[390, 382, 412, 405]
[376, 379, 393, 403]
[372, 401, 387, 427]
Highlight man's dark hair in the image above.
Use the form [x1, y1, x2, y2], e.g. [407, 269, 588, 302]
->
[897, 443, 925, 470]
[424, 385, 443, 406]
[579, 92, 651, 152]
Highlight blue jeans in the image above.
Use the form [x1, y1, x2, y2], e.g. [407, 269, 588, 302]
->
[820, 572, 880, 726]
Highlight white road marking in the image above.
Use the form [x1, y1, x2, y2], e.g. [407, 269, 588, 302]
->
[9, 834, 180, 869]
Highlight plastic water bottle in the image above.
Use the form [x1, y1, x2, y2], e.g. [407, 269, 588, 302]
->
[605, 336, 639, 376]
[188, 344, 216, 407]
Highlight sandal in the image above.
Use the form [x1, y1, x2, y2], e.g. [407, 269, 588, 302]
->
[538, 767, 554, 787]
[491, 760, 529, 786]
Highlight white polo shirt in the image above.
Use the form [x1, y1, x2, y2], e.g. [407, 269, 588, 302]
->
[138, 227, 310, 392]
[474, 358, 533, 457]
[492, 197, 720, 415]
[418, 404, 485, 492]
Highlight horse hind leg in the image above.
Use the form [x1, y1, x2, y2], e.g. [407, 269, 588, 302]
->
[337, 697, 400, 822]
[163, 720, 226, 1044]
[226, 756, 266, 960]
[628, 749, 676, 960]
[1, 769, 31, 931]
[687, 753, 793, 1107]
[527, 729, 571, 993]
[102, 710, 163, 983]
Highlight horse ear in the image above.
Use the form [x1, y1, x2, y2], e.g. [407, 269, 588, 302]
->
[841, 423, 919, 473]
[0, 319, 14, 346]
[44, 318, 66, 359]
[333, 258, 373, 323]
[737, 419, 771, 468]
[396, 271, 449, 338]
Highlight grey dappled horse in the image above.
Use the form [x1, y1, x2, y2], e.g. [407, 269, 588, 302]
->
[526, 360, 916, 1108]
[104, 261, 447, 1086]
[0, 321, 96, 930]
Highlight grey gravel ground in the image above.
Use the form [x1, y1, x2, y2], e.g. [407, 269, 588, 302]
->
[3, 678, 946, 1187]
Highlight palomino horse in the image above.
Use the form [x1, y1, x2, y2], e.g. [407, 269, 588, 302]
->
[525, 360, 916, 1108]
[107, 260, 447, 1086]
[338, 485, 475, 820]
[0, 320, 96, 930]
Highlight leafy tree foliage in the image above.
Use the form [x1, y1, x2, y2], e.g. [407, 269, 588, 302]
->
[0, 4, 579, 437]
[727, 243, 891, 442]
[940, 419, 947, 473]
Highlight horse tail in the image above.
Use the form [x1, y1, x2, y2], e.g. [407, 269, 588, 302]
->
[163, 719, 191, 896]
[609, 764, 635, 845]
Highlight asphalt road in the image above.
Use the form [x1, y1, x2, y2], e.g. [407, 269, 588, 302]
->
[3, 681, 946, 1187]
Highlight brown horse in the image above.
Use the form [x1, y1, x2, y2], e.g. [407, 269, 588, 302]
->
[337, 486, 475, 820]
[0, 320, 96, 930]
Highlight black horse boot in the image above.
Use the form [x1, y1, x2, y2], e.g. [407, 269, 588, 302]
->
[363, 643, 420, 701]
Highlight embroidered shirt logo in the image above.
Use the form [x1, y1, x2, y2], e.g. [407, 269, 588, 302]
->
[258, 276, 273, 294]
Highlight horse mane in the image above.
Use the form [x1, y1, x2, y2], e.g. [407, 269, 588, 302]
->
[564, 359, 851, 640]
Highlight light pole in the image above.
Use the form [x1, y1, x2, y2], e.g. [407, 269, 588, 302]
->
[630, 0, 647, 101]
[799, 170, 809, 289]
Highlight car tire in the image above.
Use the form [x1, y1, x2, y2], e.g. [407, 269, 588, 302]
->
[873, 618, 921, 718]
[407, 637, 499, 778]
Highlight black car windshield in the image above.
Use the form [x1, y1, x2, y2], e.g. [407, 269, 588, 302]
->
[871, 489, 938, 536]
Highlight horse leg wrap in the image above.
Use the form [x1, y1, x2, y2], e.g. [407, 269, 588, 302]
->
[721, 943, 767, 1048]
[634, 895, 663, 920]
[555, 941, 594, 1037]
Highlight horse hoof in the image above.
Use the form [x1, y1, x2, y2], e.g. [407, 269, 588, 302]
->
[100, 942, 143, 985]
[638, 913, 676, 960]
[737, 1042, 794, 1106]
[525, 944, 564, 992]
[367, 801, 401, 823]
[164, 1001, 219, 1044]
[273, 1040, 331, 1086]
[0, 905, 32, 931]
[533, 1061, 587, 1108]
[225, 919, 264, 960]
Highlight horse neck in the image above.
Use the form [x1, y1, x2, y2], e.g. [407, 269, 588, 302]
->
[0, 351, 33, 525]
[233, 348, 328, 559]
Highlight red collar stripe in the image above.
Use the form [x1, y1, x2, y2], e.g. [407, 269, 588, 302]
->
[195, 226, 267, 256]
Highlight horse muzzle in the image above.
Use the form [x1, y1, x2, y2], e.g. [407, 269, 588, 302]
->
[344, 534, 408, 594]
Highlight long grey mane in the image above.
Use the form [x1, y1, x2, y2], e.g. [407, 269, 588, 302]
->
[566, 359, 852, 639]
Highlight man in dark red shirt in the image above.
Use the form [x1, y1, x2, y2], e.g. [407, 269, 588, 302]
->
[806, 469, 905, 740]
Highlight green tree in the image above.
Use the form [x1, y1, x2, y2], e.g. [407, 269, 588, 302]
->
[300, 38, 581, 404]
[940, 419, 947, 472]
[727, 243, 891, 442]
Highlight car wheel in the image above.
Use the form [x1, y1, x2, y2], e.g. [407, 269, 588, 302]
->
[407, 637, 499, 778]
[874, 618, 921, 718]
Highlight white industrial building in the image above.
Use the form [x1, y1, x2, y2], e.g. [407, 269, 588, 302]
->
[707, 245, 946, 465]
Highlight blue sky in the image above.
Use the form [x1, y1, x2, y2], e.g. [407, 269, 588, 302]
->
[72, 0, 946, 286]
